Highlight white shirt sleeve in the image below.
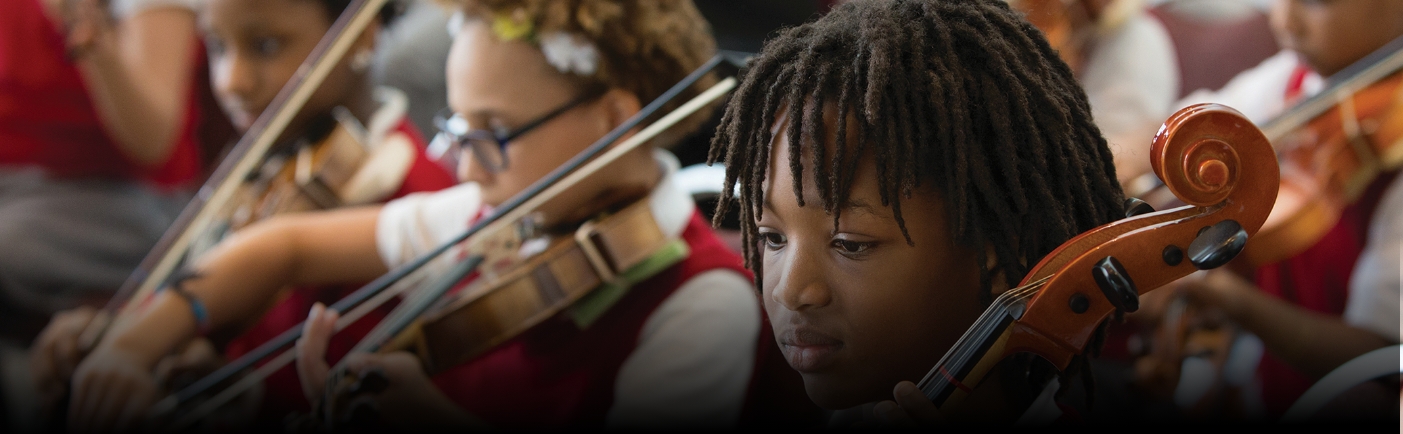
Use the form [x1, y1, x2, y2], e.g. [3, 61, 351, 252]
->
[110, 0, 201, 19]
[1175, 50, 1307, 124]
[375, 182, 482, 269]
[1343, 175, 1403, 343]
[607, 269, 761, 429]
[1081, 13, 1180, 176]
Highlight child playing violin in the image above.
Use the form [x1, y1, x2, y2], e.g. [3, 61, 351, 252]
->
[707, 0, 1126, 426]
[63, 0, 813, 430]
[30, 0, 456, 429]
[1138, 0, 1403, 419]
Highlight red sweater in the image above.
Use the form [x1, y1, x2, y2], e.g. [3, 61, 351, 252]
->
[0, 0, 203, 188]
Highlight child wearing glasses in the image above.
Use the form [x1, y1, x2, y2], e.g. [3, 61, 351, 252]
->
[708, 0, 1125, 426]
[59, 0, 815, 430]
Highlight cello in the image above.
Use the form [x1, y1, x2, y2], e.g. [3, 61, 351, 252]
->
[1129, 34, 1403, 414]
[911, 103, 1279, 421]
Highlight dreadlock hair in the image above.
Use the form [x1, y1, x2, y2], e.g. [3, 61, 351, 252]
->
[710, 0, 1125, 304]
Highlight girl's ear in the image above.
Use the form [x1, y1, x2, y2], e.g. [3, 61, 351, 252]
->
[596, 87, 642, 132]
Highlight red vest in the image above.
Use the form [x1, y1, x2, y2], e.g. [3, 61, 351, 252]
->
[221, 117, 454, 417]
[0, 0, 203, 188]
[427, 212, 819, 429]
[1251, 171, 1399, 416]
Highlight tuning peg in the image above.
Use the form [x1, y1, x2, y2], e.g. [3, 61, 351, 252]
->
[1092, 256, 1139, 313]
[1123, 197, 1155, 218]
[1187, 219, 1247, 270]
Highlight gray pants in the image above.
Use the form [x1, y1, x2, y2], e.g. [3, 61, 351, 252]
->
[0, 168, 187, 340]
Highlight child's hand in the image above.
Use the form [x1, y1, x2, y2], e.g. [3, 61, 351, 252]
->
[296, 303, 485, 430]
[296, 303, 341, 402]
[871, 381, 944, 427]
[67, 344, 161, 432]
[31, 306, 102, 418]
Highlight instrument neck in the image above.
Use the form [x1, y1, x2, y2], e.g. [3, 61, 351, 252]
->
[916, 281, 1040, 408]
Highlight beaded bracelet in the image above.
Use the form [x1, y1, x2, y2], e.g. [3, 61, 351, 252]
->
[162, 270, 211, 336]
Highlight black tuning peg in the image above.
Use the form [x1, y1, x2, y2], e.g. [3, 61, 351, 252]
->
[348, 367, 390, 396]
[1092, 256, 1139, 313]
[1123, 197, 1155, 218]
[1187, 219, 1247, 270]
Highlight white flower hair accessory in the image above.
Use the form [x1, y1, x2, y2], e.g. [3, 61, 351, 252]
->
[538, 32, 599, 77]
[446, 11, 464, 37]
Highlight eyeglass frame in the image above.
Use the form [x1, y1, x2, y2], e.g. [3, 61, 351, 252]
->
[431, 89, 606, 174]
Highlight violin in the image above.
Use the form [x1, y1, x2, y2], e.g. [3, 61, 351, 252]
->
[914, 103, 1279, 421]
[144, 54, 743, 431]
[42, 0, 402, 429]
[73, 0, 397, 355]
[223, 112, 368, 233]
[1241, 43, 1403, 267]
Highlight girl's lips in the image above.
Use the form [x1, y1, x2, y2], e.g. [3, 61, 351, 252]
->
[778, 328, 844, 373]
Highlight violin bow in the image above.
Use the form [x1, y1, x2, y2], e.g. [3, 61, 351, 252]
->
[78, 0, 396, 349]
[151, 52, 745, 429]
[1259, 34, 1403, 141]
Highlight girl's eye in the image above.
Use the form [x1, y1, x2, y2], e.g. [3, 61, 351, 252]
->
[253, 37, 282, 56]
[759, 231, 787, 250]
[831, 239, 873, 257]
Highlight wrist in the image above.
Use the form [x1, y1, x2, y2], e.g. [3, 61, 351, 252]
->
[93, 337, 162, 371]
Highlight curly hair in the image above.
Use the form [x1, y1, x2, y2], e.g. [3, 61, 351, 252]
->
[439, 0, 719, 147]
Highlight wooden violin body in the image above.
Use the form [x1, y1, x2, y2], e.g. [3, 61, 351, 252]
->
[1244, 72, 1403, 266]
[916, 103, 1280, 419]
[388, 195, 673, 374]
[227, 118, 370, 231]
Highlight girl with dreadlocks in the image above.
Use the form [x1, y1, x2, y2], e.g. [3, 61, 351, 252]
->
[709, 0, 1126, 425]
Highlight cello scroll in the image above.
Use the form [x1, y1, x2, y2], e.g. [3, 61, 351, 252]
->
[916, 103, 1280, 416]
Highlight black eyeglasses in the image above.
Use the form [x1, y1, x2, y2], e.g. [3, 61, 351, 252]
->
[430, 90, 603, 174]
